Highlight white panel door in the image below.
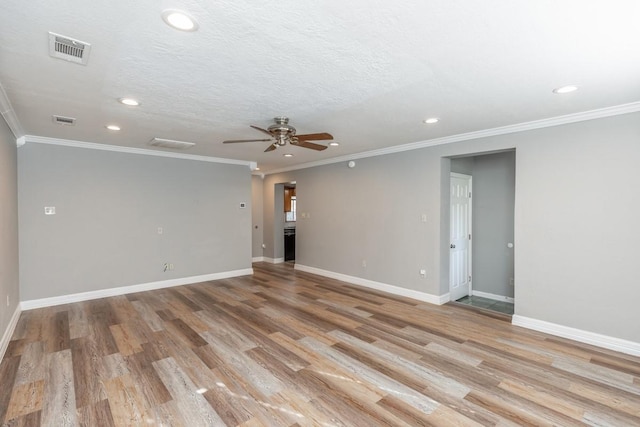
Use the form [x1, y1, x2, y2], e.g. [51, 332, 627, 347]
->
[450, 173, 472, 301]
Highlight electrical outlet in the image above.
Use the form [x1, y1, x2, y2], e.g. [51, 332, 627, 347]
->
[420, 269, 426, 277]
[361, 260, 367, 268]
[169, 263, 174, 270]
[421, 214, 427, 222]
[509, 277, 514, 287]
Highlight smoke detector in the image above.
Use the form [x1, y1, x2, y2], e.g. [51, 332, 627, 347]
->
[48, 32, 91, 65]
[149, 138, 196, 150]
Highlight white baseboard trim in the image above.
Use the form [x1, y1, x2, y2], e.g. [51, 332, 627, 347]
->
[512, 315, 640, 357]
[252, 257, 265, 262]
[21, 268, 254, 311]
[0, 304, 22, 361]
[439, 292, 451, 304]
[472, 290, 514, 303]
[295, 264, 448, 305]
[262, 257, 285, 264]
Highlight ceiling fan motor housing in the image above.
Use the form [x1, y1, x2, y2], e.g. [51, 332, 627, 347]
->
[268, 116, 296, 138]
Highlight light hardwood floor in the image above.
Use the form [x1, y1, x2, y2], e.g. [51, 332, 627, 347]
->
[1, 262, 639, 426]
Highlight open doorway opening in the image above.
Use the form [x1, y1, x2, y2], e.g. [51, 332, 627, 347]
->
[449, 150, 515, 315]
[284, 184, 296, 262]
[270, 181, 297, 264]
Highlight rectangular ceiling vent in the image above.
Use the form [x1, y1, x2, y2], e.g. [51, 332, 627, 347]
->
[149, 138, 196, 150]
[52, 115, 76, 126]
[48, 32, 91, 65]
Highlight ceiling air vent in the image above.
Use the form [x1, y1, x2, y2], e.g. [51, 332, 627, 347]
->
[52, 115, 76, 126]
[149, 138, 196, 150]
[48, 32, 91, 65]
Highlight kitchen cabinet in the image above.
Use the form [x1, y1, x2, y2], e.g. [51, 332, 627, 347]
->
[284, 187, 296, 212]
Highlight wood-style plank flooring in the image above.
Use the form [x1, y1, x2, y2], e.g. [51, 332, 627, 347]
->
[1, 262, 639, 426]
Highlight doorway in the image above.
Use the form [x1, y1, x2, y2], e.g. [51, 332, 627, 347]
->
[284, 184, 296, 262]
[449, 151, 515, 315]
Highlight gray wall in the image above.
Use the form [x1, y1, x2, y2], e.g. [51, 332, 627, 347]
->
[513, 115, 639, 342]
[0, 118, 19, 339]
[18, 143, 252, 300]
[265, 154, 437, 288]
[251, 175, 264, 258]
[450, 157, 474, 175]
[471, 151, 515, 298]
[263, 112, 640, 343]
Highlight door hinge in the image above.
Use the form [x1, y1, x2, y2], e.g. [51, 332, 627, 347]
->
[469, 275, 472, 282]
[468, 233, 471, 240]
[468, 191, 471, 198]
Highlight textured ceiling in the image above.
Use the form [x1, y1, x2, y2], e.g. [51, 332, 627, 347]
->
[1, 0, 639, 172]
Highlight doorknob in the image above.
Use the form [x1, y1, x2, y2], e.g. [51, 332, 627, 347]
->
[450, 244, 456, 249]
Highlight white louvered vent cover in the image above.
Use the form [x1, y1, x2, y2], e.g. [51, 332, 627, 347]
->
[48, 32, 91, 65]
[149, 138, 196, 150]
[52, 115, 76, 125]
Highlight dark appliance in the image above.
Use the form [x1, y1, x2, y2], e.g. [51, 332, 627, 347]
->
[284, 228, 296, 261]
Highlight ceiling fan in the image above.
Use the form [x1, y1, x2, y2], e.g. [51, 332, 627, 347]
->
[223, 116, 333, 152]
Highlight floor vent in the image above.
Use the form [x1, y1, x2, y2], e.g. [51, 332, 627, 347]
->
[149, 138, 196, 150]
[48, 32, 91, 65]
[52, 115, 76, 126]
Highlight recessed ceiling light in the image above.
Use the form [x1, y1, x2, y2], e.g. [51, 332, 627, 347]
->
[283, 153, 293, 157]
[118, 97, 140, 106]
[105, 125, 121, 131]
[162, 9, 198, 32]
[329, 142, 340, 146]
[553, 85, 578, 94]
[255, 167, 260, 171]
[423, 117, 439, 124]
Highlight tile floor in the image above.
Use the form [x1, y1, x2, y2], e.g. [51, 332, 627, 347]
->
[455, 295, 514, 315]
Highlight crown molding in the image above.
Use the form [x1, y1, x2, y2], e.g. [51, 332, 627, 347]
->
[0, 83, 24, 139]
[265, 101, 640, 175]
[22, 135, 257, 169]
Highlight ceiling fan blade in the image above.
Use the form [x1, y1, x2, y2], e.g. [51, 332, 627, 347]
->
[291, 140, 328, 151]
[295, 132, 333, 141]
[264, 143, 278, 152]
[223, 138, 272, 143]
[250, 125, 273, 136]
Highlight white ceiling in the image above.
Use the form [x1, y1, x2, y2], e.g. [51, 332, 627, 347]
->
[1, 0, 639, 172]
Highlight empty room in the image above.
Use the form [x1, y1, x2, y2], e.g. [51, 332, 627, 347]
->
[1, 1, 639, 426]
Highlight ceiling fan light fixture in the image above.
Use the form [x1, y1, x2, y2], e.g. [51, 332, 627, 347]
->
[222, 117, 332, 152]
[283, 153, 293, 157]
[105, 124, 121, 131]
[329, 142, 339, 146]
[423, 117, 439, 124]
[162, 9, 198, 32]
[553, 85, 578, 94]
